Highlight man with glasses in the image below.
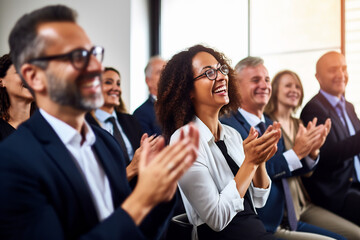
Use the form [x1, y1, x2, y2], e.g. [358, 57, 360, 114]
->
[0, 5, 199, 240]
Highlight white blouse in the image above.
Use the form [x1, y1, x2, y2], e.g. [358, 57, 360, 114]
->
[170, 117, 271, 236]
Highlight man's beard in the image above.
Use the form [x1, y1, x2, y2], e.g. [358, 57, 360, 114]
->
[47, 71, 104, 111]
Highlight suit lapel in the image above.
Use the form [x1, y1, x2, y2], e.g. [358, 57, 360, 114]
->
[92, 129, 130, 207]
[234, 111, 252, 133]
[316, 93, 350, 138]
[116, 112, 136, 150]
[345, 101, 360, 131]
[28, 111, 99, 225]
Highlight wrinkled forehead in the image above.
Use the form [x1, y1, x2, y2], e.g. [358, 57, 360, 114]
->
[238, 64, 269, 80]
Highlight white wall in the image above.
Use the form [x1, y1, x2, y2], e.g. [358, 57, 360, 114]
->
[130, 0, 150, 112]
[0, 0, 149, 112]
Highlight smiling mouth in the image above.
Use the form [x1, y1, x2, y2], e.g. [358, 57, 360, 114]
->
[107, 92, 119, 97]
[82, 79, 101, 88]
[214, 85, 227, 94]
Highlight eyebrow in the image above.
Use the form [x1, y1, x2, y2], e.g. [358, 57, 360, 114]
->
[201, 63, 220, 71]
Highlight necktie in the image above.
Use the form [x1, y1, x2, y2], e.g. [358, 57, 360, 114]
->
[336, 103, 350, 135]
[215, 140, 253, 208]
[257, 121, 297, 230]
[106, 116, 130, 164]
[257, 122, 267, 136]
[336, 103, 360, 182]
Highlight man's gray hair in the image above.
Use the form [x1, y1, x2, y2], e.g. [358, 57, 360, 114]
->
[234, 56, 264, 74]
[144, 56, 165, 78]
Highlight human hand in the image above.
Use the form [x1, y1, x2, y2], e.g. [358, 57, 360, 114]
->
[293, 118, 327, 159]
[135, 124, 199, 206]
[309, 118, 331, 159]
[243, 124, 281, 166]
[126, 134, 158, 180]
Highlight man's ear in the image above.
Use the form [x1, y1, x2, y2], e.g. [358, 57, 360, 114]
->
[0, 78, 4, 88]
[21, 63, 46, 92]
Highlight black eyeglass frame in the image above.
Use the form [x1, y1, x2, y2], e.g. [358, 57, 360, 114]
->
[27, 46, 104, 71]
[193, 64, 229, 81]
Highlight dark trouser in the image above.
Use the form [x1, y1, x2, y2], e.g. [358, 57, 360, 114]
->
[338, 186, 360, 226]
[197, 213, 276, 240]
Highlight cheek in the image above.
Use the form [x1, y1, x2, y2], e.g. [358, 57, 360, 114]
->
[102, 85, 112, 93]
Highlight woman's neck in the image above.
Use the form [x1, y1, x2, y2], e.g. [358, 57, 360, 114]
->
[7, 99, 32, 129]
[273, 103, 293, 122]
[273, 103, 294, 138]
[100, 105, 115, 114]
[196, 106, 221, 141]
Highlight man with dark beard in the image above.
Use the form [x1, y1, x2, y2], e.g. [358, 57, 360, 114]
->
[0, 5, 199, 240]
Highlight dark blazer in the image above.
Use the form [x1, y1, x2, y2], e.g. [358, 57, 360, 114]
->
[85, 111, 144, 151]
[133, 96, 162, 136]
[221, 111, 314, 232]
[300, 92, 360, 212]
[0, 118, 15, 141]
[0, 110, 174, 240]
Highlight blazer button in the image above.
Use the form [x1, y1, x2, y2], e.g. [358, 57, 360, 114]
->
[349, 177, 353, 182]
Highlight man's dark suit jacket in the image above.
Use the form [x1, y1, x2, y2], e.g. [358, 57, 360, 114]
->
[85, 111, 144, 152]
[221, 111, 314, 232]
[0, 110, 174, 240]
[300, 92, 360, 213]
[133, 96, 162, 136]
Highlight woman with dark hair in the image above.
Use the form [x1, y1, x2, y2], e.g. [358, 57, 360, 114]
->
[156, 44, 281, 240]
[0, 53, 34, 141]
[265, 70, 360, 240]
[85, 66, 146, 181]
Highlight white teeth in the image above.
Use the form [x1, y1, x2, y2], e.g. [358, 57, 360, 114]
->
[83, 79, 100, 88]
[214, 86, 226, 93]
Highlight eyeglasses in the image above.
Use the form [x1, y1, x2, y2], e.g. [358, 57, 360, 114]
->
[28, 46, 104, 71]
[193, 64, 229, 81]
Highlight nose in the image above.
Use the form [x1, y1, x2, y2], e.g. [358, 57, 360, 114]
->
[336, 69, 346, 80]
[87, 54, 103, 72]
[215, 69, 227, 82]
[113, 82, 120, 90]
[259, 78, 268, 89]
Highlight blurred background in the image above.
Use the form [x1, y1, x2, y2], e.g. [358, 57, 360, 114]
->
[0, 0, 358, 115]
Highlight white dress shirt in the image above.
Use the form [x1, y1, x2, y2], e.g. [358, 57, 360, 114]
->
[239, 108, 318, 171]
[40, 109, 114, 221]
[95, 109, 134, 160]
[170, 117, 271, 238]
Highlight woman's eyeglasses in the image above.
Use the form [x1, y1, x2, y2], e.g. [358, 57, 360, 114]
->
[193, 64, 229, 81]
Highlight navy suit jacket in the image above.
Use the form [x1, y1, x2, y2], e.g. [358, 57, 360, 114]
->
[133, 96, 162, 136]
[85, 111, 144, 151]
[221, 111, 314, 232]
[0, 110, 174, 240]
[300, 92, 360, 213]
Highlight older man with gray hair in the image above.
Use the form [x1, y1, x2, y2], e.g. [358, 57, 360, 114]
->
[133, 56, 166, 136]
[221, 56, 349, 239]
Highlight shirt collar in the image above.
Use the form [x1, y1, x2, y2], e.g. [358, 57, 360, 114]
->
[319, 90, 346, 109]
[40, 108, 96, 146]
[194, 116, 227, 143]
[238, 108, 265, 127]
[95, 109, 117, 122]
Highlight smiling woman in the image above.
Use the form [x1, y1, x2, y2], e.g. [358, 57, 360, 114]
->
[156, 44, 280, 240]
[0, 53, 35, 141]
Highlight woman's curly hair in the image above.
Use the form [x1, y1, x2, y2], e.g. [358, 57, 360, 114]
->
[156, 44, 241, 142]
